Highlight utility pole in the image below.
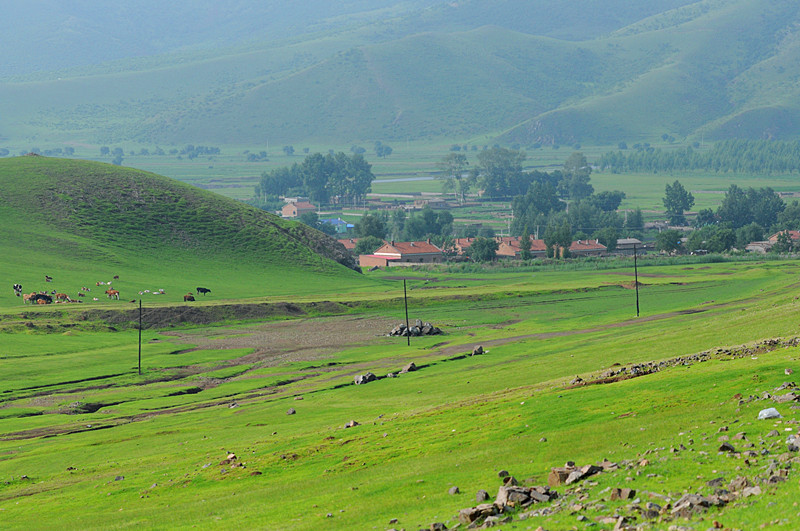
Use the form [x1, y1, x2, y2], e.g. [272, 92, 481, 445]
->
[633, 244, 640, 317]
[138, 299, 142, 375]
[403, 280, 410, 347]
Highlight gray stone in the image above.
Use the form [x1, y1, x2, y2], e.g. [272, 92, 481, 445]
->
[354, 372, 377, 385]
[286, 408, 296, 415]
[476, 489, 490, 503]
[758, 407, 782, 420]
[449, 486, 460, 495]
[400, 363, 417, 374]
[472, 345, 484, 356]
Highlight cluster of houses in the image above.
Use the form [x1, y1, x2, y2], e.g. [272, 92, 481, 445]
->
[744, 230, 800, 253]
[340, 236, 646, 268]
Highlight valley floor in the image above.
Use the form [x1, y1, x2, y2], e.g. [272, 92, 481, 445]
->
[1, 260, 799, 530]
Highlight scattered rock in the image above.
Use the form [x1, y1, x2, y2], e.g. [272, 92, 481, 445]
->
[472, 345, 484, 356]
[448, 486, 460, 495]
[344, 420, 359, 428]
[497, 470, 509, 478]
[114, 476, 124, 481]
[400, 363, 417, 374]
[286, 408, 296, 415]
[389, 321, 442, 337]
[476, 489, 490, 503]
[354, 372, 377, 385]
[610, 487, 636, 501]
[758, 408, 782, 420]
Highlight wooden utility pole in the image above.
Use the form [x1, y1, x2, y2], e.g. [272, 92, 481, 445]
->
[403, 279, 410, 346]
[138, 299, 142, 375]
[633, 244, 640, 317]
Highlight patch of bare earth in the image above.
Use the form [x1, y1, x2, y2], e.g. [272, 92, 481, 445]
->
[160, 315, 399, 368]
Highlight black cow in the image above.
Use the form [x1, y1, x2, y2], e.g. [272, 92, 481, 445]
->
[196, 287, 211, 295]
[13, 283, 22, 296]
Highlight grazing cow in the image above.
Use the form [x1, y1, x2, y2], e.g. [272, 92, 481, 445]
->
[77, 293, 85, 298]
[184, 293, 195, 302]
[105, 289, 120, 300]
[13, 284, 23, 297]
[113, 275, 119, 280]
[31, 293, 53, 304]
[45, 275, 53, 282]
[55, 293, 68, 301]
[196, 287, 211, 295]
[23, 292, 34, 304]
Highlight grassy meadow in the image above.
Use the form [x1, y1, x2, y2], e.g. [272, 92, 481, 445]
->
[2, 257, 800, 530]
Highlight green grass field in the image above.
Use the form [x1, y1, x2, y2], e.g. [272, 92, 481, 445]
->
[2, 258, 800, 530]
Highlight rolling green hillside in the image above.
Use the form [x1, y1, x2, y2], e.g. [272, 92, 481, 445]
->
[1, 0, 799, 147]
[0, 156, 366, 305]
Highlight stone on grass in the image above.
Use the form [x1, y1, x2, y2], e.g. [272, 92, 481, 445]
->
[354, 372, 376, 385]
[449, 486, 460, 495]
[476, 489, 490, 502]
[286, 408, 296, 415]
[758, 407, 782, 420]
[400, 363, 417, 374]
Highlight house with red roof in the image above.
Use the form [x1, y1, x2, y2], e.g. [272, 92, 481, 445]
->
[359, 240, 444, 268]
[495, 236, 548, 259]
[569, 239, 607, 257]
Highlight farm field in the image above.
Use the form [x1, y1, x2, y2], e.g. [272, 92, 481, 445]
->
[2, 259, 800, 529]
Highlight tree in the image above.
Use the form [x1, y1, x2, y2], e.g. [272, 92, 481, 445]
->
[354, 213, 386, 239]
[693, 208, 717, 228]
[655, 229, 683, 254]
[474, 147, 527, 199]
[389, 208, 406, 240]
[519, 226, 532, 260]
[543, 220, 572, 258]
[298, 211, 320, 228]
[706, 227, 735, 253]
[374, 141, 393, 158]
[560, 152, 594, 200]
[625, 207, 644, 233]
[663, 180, 694, 225]
[510, 181, 564, 235]
[437, 153, 471, 203]
[587, 190, 625, 212]
[282, 145, 295, 156]
[354, 236, 384, 255]
[735, 223, 763, 249]
[467, 237, 499, 262]
[100, 146, 110, 156]
[772, 231, 795, 254]
[64, 146, 75, 156]
[593, 226, 618, 252]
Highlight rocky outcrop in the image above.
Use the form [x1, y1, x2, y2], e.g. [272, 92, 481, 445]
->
[389, 320, 442, 337]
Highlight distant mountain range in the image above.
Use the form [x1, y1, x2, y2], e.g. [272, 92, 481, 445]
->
[1, 0, 798, 147]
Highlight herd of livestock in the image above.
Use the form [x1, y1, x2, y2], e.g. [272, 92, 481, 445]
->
[11, 277, 211, 305]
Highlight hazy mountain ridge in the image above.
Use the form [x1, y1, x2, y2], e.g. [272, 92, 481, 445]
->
[1, 0, 798, 146]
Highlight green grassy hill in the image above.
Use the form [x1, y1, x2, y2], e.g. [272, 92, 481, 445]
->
[2, 0, 799, 148]
[0, 156, 366, 306]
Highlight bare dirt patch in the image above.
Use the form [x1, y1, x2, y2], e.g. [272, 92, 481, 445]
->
[160, 315, 398, 367]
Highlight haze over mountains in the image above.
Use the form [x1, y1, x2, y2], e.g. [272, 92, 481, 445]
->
[1, 0, 799, 147]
